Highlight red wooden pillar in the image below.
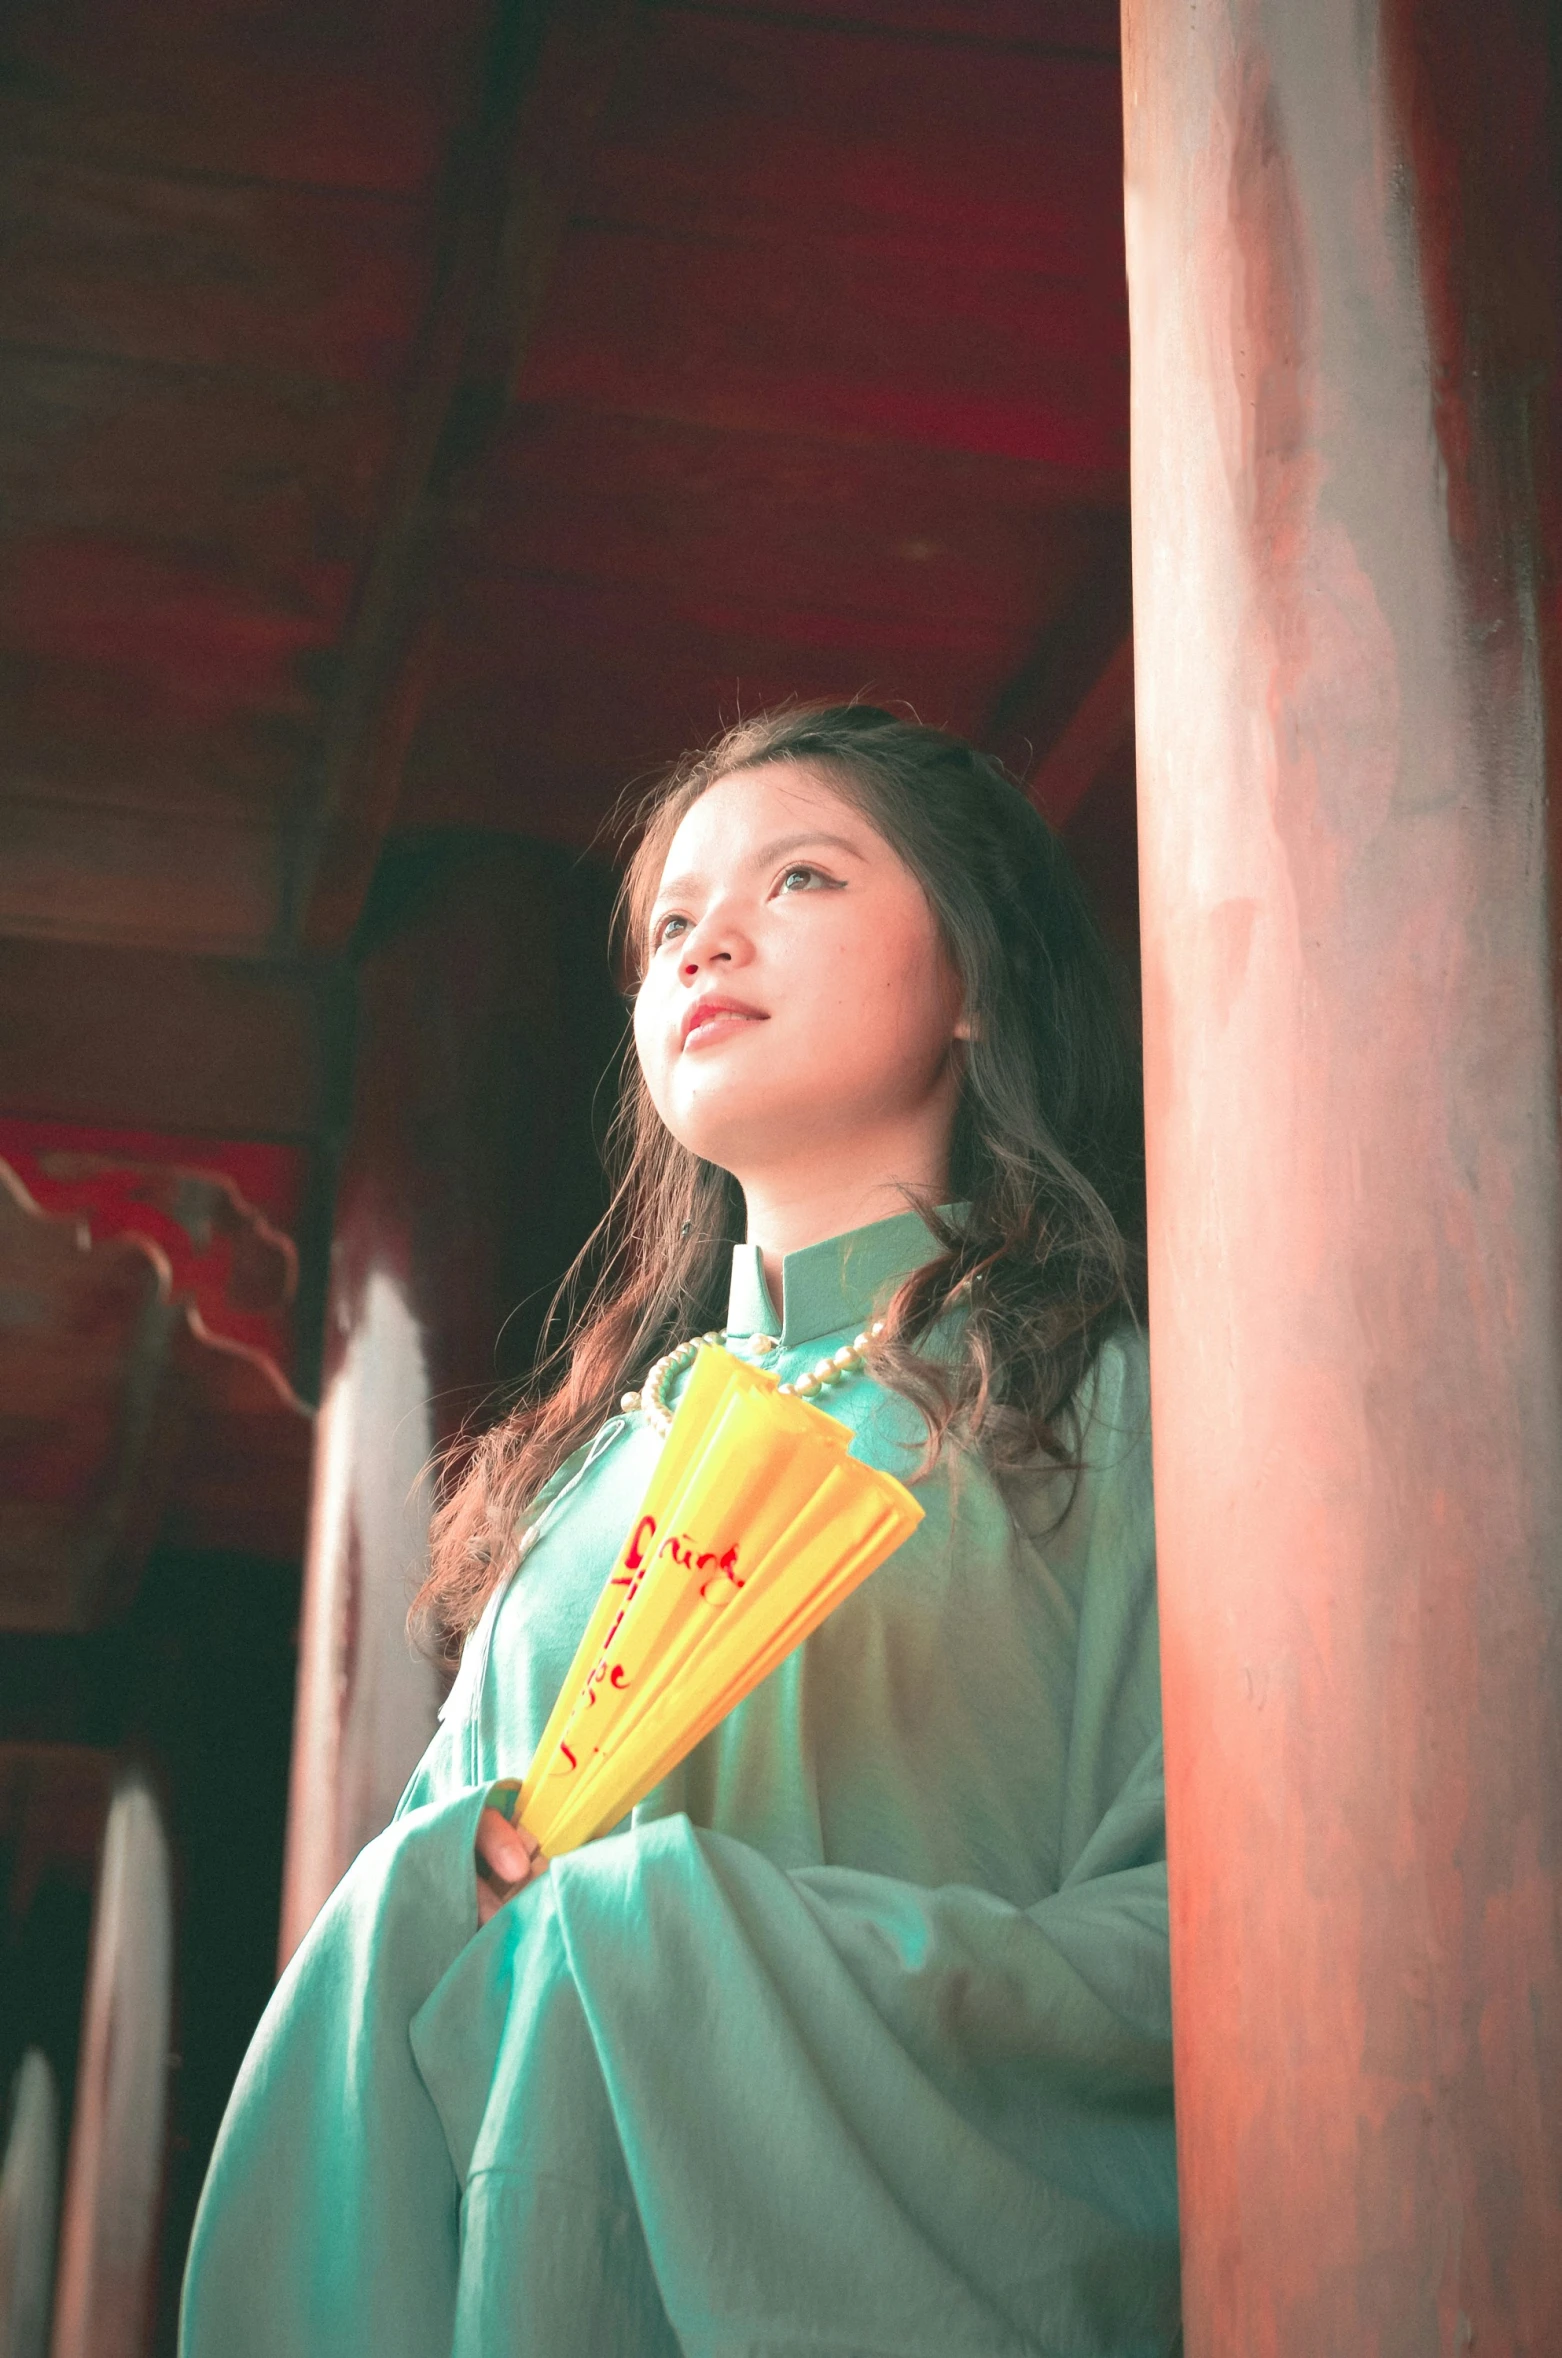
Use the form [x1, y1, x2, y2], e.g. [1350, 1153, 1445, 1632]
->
[279, 841, 616, 1962]
[1123, 0, 1562, 2348]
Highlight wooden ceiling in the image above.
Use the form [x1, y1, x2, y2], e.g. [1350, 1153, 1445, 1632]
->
[0, 0, 1132, 966]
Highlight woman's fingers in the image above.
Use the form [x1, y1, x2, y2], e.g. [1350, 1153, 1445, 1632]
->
[479, 1811, 538, 1885]
[474, 1807, 546, 1924]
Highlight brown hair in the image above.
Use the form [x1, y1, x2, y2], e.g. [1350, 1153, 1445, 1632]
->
[412, 702, 1145, 1663]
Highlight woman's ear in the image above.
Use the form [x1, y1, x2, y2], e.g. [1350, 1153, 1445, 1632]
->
[945, 959, 975, 1043]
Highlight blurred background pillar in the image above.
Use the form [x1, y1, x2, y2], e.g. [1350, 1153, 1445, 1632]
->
[1123, 0, 1562, 2347]
[278, 839, 618, 1964]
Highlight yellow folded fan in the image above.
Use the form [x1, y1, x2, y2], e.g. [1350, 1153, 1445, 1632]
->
[515, 1344, 922, 1856]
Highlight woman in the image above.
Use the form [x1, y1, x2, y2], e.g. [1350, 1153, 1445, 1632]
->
[181, 706, 1178, 2357]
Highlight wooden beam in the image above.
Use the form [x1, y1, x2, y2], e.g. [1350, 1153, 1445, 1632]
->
[0, 797, 291, 964]
[0, 938, 335, 1142]
[289, 0, 637, 954]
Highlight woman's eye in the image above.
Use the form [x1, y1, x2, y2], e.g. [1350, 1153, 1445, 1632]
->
[652, 912, 689, 948]
[777, 864, 837, 895]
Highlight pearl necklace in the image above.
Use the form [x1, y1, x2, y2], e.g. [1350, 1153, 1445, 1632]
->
[621, 1320, 887, 1438]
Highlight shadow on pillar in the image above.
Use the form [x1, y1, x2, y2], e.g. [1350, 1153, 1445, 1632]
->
[280, 834, 622, 1961]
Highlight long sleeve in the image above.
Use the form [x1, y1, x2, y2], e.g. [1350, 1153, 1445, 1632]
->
[404, 1357, 1178, 2358]
[405, 1761, 1173, 2358]
[182, 1274, 1179, 2358]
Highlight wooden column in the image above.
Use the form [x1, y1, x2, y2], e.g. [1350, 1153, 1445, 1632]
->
[278, 839, 616, 1962]
[1123, 1, 1562, 2348]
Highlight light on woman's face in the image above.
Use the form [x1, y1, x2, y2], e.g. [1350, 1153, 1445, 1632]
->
[632, 762, 966, 1182]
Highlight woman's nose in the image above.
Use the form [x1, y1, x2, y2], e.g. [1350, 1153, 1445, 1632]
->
[681, 940, 731, 978]
[676, 905, 742, 977]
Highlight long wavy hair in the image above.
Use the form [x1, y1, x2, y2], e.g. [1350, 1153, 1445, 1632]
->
[412, 703, 1145, 1663]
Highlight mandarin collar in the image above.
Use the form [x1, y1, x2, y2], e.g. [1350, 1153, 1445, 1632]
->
[724, 1207, 947, 1348]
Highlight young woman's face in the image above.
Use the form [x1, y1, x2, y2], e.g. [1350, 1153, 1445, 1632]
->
[633, 762, 966, 1182]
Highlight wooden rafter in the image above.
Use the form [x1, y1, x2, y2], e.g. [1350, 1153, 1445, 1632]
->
[287, 0, 637, 953]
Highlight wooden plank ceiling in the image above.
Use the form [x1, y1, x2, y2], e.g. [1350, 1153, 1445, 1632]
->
[0, 0, 1131, 965]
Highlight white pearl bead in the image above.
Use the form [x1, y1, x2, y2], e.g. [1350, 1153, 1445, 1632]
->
[633, 1317, 880, 1438]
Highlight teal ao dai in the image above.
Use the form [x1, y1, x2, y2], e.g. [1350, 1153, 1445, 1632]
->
[180, 1211, 1179, 2358]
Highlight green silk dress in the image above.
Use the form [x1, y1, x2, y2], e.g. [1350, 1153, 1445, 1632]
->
[180, 1212, 1179, 2358]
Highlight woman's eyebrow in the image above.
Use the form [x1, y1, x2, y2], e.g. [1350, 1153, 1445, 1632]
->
[648, 870, 701, 913]
[750, 830, 867, 867]
[651, 831, 866, 914]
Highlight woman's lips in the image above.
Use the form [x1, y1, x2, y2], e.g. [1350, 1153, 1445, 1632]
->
[680, 997, 768, 1048]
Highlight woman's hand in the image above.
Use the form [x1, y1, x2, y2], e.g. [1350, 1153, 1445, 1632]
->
[475, 1796, 546, 1926]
